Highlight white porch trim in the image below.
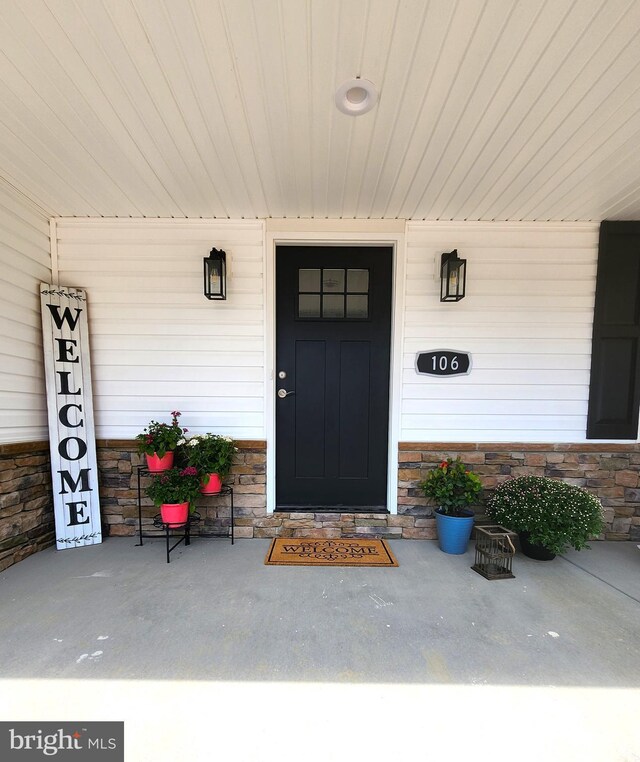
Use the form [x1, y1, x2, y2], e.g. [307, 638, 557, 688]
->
[264, 219, 407, 515]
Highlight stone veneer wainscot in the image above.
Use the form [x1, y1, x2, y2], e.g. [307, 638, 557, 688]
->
[398, 443, 640, 541]
[0, 442, 54, 571]
[98, 440, 267, 538]
[98, 440, 640, 541]
[2, 440, 638, 569]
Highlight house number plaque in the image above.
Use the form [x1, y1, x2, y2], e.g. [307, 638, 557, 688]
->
[416, 350, 471, 377]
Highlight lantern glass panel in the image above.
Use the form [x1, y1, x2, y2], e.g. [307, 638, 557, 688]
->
[209, 262, 221, 293]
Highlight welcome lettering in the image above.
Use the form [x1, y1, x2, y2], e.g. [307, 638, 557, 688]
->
[40, 285, 101, 549]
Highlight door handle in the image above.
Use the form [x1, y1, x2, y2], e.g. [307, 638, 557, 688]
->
[277, 388, 295, 399]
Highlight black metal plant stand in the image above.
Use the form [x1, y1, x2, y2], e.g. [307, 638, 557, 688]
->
[156, 515, 191, 564]
[135, 467, 235, 556]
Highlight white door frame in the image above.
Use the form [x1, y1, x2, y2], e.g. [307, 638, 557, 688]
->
[264, 219, 407, 514]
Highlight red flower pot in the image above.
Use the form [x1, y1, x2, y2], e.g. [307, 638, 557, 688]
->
[200, 472, 222, 494]
[146, 452, 174, 472]
[160, 502, 189, 527]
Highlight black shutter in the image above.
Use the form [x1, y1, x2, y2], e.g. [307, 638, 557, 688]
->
[587, 221, 640, 439]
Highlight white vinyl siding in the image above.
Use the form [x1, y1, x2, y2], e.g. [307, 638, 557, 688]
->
[55, 219, 265, 440]
[52, 218, 603, 445]
[0, 182, 51, 443]
[402, 222, 600, 442]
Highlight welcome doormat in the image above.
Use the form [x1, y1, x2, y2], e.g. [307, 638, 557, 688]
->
[265, 538, 398, 567]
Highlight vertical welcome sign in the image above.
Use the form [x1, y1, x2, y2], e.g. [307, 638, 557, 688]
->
[40, 285, 101, 550]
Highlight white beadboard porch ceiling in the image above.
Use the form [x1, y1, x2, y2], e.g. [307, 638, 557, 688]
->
[0, 0, 639, 221]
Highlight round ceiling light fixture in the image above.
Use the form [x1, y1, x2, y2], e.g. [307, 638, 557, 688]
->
[335, 77, 378, 116]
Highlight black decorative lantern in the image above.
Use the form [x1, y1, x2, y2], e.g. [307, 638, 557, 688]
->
[440, 249, 466, 302]
[471, 525, 516, 580]
[204, 248, 227, 300]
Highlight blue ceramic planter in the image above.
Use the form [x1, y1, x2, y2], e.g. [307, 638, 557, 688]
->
[435, 508, 475, 554]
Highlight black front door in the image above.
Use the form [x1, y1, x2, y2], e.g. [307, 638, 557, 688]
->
[275, 246, 392, 511]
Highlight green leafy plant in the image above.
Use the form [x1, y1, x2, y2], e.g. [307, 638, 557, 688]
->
[486, 476, 605, 555]
[135, 411, 186, 457]
[419, 457, 483, 516]
[186, 434, 237, 481]
[145, 467, 201, 509]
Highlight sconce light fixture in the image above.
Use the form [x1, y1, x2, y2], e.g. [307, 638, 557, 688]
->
[440, 249, 466, 302]
[203, 248, 227, 300]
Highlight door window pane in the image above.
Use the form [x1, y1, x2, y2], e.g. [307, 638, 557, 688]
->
[299, 269, 321, 292]
[347, 269, 369, 293]
[322, 269, 345, 293]
[323, 294, 345, 318]
[297, 266, 370, 320]
[346, 294, 369, 318]
[298, 294, 321, 318]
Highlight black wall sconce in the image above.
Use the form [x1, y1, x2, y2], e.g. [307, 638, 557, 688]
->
[440, 249, 466, 302]
[203, 248, 227, 300]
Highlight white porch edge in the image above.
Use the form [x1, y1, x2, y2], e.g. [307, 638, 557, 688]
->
[264, 219, 407, 515]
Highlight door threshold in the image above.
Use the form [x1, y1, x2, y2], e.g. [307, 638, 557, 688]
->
[275, 506, 390, 514]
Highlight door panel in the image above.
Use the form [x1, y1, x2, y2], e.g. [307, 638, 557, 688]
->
[339, 341, 370, 478]
[276, 246, 392, 510]
[295, 340, 326, 477]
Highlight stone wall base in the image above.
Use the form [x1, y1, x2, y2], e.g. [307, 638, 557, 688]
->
[97, 440, 436, 540]
[97, 441, 640, 541]
[2, 440, 638, 565]
[98, 440, 268, 538]
[234, 512, 434, 540]
[399, 443, 640, 541]
[0, 443, 54, 572]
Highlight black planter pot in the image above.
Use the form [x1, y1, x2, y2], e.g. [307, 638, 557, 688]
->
[519, 531, 556, 561]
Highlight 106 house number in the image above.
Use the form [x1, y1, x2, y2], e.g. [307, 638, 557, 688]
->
[415, 350, 472, 377]
[432, 354, 460, 372]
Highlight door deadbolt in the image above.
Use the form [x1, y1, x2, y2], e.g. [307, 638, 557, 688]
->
[278, 371, 287, 379]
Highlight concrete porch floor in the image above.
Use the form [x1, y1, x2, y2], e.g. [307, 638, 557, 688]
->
[1, 537, 639, 761]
